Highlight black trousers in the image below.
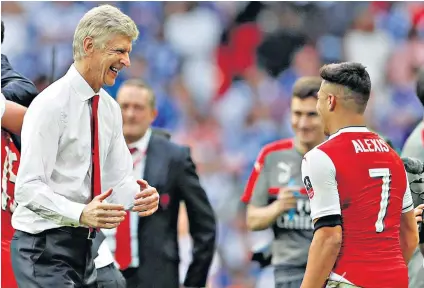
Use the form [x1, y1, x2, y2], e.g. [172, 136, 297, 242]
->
[11, 227, 97, 288]
[122, 259, 179, 288]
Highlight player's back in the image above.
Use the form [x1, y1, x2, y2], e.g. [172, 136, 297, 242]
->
[318, 128, 409, 287]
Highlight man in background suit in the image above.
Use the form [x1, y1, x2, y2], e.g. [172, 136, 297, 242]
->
[100, 79, 216, 288]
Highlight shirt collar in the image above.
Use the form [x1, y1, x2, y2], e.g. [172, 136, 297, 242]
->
[329, 126, 369, 140]
[128, 128, 152, 153]
[66, 64, 108, 101]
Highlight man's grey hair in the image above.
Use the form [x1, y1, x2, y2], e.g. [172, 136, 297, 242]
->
[73, 4, 139, 61]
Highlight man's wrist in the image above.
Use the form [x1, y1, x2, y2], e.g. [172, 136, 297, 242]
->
[77, 205, 87, 226]
[272, 200, 284, 216]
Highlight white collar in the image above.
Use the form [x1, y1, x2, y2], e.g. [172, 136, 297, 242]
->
[329, 126, 369, 140]
[128, 128, 152, 153]
[66, 64, 108, 102]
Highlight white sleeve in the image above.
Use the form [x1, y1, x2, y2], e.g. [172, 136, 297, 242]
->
[0, 93, 6, 118]
[301, 148, 341, 221]
[402, 172, 414, 213]
[101, 103, 139, 210]
[15, 96, 85, 226]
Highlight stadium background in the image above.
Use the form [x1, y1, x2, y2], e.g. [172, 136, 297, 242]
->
[2, 1, 424, 287]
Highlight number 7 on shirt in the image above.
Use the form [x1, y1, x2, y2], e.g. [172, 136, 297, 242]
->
[369, 168, 391, 233]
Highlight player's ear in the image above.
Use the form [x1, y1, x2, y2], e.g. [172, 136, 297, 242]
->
[328, 94, 336, 112]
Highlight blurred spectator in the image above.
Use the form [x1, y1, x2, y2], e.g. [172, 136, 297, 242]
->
[344, 6, 393, 96]
[164, 2, 222, 110]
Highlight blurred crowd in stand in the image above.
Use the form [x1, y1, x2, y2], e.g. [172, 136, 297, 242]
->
[2, 1, 424, 286]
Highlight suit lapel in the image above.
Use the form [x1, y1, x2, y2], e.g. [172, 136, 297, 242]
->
[138, 134, 170, 233]
[143, 134, 163, 188]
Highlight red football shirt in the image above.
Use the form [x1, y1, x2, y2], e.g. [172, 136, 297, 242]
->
[1, 130, 20, 287]
[302, 127, 413, 288]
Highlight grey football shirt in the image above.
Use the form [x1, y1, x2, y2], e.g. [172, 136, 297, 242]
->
[242, 138, 313, 279]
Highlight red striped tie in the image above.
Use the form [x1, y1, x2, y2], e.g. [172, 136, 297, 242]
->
[115, 147, 137, 270]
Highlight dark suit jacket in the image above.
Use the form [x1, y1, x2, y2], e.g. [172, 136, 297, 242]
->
[134, 132, 216, 287]
[1, 54, 38, 107]
[1, 54, 38, 150]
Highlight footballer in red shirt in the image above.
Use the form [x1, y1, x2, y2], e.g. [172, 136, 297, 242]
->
[1, 93, 26, 288]
[301, 63, 419, 288]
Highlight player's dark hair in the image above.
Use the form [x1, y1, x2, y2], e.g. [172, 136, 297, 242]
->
[1, 21, 4, 44]
[320, 62, 371, 113]
[292, 77, 322, 100]
[417, 67, 424, 107]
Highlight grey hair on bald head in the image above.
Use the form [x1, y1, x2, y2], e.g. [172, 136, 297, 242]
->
[73, 4, 139, 61]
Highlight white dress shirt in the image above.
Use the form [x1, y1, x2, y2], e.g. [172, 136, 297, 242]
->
[95, 129, 152, 269]
[12, 64, 139, 234]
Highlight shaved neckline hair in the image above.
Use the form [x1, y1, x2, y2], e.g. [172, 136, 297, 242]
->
[319, 62, 371, 113]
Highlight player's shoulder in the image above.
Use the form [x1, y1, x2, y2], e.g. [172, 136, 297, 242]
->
[258, 138, 294, 160]
[303, 146, 334, 168]
[314, 132, 347, 151]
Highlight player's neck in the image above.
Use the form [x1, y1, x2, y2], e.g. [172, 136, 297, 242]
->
[295, 138, 325, 155]
[328, 114, 366, 135]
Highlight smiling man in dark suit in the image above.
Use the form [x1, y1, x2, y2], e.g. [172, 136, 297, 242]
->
[99, 79, 216, 288]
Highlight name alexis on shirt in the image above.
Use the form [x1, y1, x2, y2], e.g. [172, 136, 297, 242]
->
[352, 138, 390, 154]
